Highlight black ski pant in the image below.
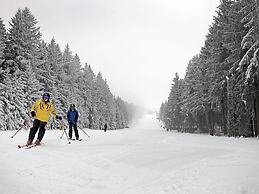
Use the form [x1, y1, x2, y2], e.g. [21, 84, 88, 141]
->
[28, 119, 47, 141]
[69, 123, 79, 139]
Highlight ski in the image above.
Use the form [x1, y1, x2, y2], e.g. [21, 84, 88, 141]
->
[18, 144, 29, 148]
[18, 143, 42, 149]
[25, 143, 41, 149]
[72, 139, 83, 141]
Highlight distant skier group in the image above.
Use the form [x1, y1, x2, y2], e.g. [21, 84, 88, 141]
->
[26, 92, 108, 146]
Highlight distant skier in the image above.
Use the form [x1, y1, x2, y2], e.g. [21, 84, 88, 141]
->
[67, 104, 79, 140]
[104, 123, 108, 132]
[28, 92, 62, 145]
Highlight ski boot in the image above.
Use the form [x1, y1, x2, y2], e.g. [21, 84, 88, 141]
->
[26, 139, 33, 146]
[35, 139, 41, 145]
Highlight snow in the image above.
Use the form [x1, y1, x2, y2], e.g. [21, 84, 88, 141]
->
[1, 114, 259, 194]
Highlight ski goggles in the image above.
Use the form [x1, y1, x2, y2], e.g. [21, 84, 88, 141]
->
[43, 94, 50, 99]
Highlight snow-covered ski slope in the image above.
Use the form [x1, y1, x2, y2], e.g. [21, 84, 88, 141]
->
[1, 114, 259, 194]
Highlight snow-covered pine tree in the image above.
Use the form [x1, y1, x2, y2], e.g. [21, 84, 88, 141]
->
[69, 54, 83, 104]
[46, 38, 63, 116]
[101, 78, 116, 129]
[115, 99, 125, 129]
[238, 0, 259, 137]
[94, 72, 108, 129]
[67, 53, 84, 126]
[115, 97, 129, 129]
[194, 0, 239, 135]
[159, 102, 166, 125]
[202, 0, 232, 135]
[0, 18, 7, 130]
[181, 55, 205, 133]
[0, 18, 7, 59]
[221, 0, 252, 137]
[53, 43, 73, 116]
[33, 41, 52, 89]
[78, 64, 96, 128]
[1, 7, 42, 130]
[6, 7, 41, 59]
[166, 73, 184, 131]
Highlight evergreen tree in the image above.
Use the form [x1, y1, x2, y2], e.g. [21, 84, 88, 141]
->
[0, 18, 6, 59]
[46, 38, 63, 115]
[78, 64, 96, 128]
[181, 55, 205, 133]
[166, 73, 184, 131]
[238, 0, 259, 136]
[115, 97, 130, 129]
[1, 7, 42, 130]
[95, 72, 108, 129]
[6, 7, 41, 59]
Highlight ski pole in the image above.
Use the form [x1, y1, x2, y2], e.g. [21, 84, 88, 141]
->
[79, 127, 90, 138]
[60, 120, 71, 144]
[60, 130, 65, 139]
[11, 126, 23, 138]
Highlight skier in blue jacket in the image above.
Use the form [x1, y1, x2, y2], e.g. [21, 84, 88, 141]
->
[67, 104, 79, 140]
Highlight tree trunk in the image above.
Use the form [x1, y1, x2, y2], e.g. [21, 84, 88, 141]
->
[221, 89, 228, 135]
[254, 78, 259, 137]
[204, 103, 212, 134]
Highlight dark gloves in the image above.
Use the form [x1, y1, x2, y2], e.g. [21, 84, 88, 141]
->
[56, 115, 62, 120]
[31, 111, 36, 117]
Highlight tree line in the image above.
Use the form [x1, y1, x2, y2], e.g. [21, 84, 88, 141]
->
[0, 7, 137, 131]
[159, 0, 259, 137]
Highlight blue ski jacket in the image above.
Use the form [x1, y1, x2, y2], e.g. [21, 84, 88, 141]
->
[67, 109, 79, 124]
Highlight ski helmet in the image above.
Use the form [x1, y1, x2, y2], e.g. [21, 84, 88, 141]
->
[70, 104, 75, 108]
[42, 92, 50, 100]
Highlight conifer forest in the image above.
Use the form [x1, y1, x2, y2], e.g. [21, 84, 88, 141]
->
[159, 0, 259, 137]
[0, 7, 136, 131]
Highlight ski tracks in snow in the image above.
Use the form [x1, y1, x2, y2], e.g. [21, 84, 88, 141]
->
[1, 114, 259, 194]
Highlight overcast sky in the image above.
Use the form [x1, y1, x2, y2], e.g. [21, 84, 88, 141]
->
[0, 0, 220, 111]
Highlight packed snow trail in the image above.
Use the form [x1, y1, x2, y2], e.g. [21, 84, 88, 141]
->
[1, 114, 259, 194]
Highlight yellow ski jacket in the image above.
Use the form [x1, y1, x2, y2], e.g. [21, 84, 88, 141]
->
[31, 99, 57, 122]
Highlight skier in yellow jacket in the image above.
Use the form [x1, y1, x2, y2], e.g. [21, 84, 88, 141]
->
[27, 92, 62, 145]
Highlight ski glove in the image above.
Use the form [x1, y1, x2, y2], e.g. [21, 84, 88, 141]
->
[31, 111, 36, 117]
[56, 115, 62, 120]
